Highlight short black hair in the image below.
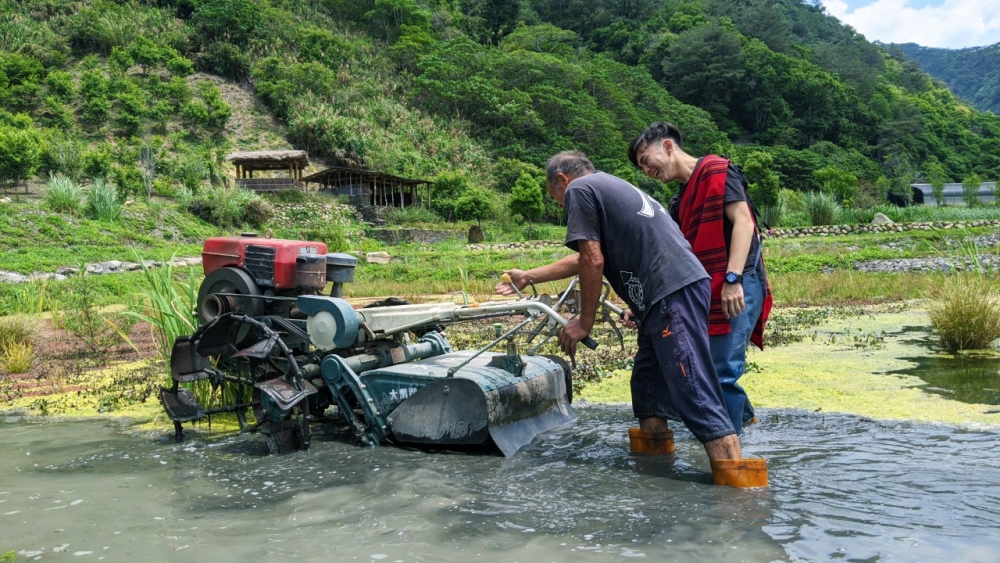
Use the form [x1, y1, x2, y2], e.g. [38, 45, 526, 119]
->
[628, 122, 683, 168]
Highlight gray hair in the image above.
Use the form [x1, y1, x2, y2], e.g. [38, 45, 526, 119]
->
[546, 151, 595, 185]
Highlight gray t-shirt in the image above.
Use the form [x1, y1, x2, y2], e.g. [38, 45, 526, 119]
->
[564, 172, 708, 321]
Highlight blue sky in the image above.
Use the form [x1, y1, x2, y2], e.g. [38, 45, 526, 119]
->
[820, 0, 1000, 48]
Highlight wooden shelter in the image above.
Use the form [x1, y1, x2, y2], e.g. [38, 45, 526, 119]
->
[226, 150, 309, 192]
[302, 166, 429, 208]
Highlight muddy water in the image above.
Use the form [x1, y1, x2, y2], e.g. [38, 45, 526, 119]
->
[2, 407, 999, 563]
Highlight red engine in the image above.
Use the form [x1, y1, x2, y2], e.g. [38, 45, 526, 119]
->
[197, 234, 335, 324]
[202, 235, 328, 291]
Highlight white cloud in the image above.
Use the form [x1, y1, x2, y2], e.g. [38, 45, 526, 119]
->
[822, 0, 1000, 48]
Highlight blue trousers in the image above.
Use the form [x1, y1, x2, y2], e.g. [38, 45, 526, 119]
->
[709, 270, 763, 435]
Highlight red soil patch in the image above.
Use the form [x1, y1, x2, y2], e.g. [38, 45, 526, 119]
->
[2, 319, 161, 400]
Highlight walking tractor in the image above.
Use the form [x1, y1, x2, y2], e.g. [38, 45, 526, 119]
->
[162, 234, 618, 456]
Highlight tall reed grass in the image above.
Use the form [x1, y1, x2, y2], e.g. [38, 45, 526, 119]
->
[43, 173, 84, 215]
[929, 274, 1000, 351]
[0, 315, 39, 375]
[0, 337, 34, 373]
[86, 178, 123, 223]
[125, 256, 199, 372]
[803, 191, 841, 226]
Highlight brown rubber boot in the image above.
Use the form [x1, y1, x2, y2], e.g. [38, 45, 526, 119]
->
[710, 458, 769, 488]
[628, 428, 675, 454]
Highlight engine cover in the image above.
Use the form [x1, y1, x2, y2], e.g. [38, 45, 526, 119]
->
[202, 235, 328, 290]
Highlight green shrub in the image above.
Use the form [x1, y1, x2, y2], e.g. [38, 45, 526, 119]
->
[86, 177, 123, 222]
[81, 144, 113, 179]
[152, 177, 174, 196]
[166, 56, 195, 77]
[780, 211, 811, 228]
[188, 186, 270, 227]
[175, 186, 195, 207]
[108, 45, 134, 74]
[385, 206, 443, 224]
[243, 197, 274, 227]
[46, 138, 84, 180]
[779, 189, 806, 215]
[196, 41, 252, 80]
[82, 95, 112, 124]
[39, 96, 74, 130]
[44, 70, 76, 101]
[63, 274, 135, 356]
[0, 338, 34, 374]
[263, 189, 308, 203]
[44, 173, 84, 214]
[129, 36, 161, 74]
[0, 314, 39, 349]
[803, 191, 841, 226]
[930, 274, 1000, 351]
[110, 165, 143, 199]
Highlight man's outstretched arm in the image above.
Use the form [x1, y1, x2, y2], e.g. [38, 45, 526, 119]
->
[496, 253, 580, 296]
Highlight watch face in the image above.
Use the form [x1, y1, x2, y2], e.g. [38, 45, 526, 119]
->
[725, 272, 739, 284]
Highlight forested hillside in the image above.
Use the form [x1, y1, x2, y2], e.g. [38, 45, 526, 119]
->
[895, 42, 1000, 116]
[2, 0, 999, 222]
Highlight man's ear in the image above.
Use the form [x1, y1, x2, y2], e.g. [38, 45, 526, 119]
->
[661, 138, 673, 154]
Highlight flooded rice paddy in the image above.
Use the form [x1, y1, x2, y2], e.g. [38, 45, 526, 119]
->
[2, 405, 999, 563]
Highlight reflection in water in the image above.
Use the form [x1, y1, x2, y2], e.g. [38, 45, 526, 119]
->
[891, 325, 1000, 407]
[1, 406, 999, 562]
[891, 353, 1000, 406]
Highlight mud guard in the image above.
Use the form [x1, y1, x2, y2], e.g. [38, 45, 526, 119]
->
[388, 365, 575, 456]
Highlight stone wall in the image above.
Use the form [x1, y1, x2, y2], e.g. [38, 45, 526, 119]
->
[464, 220, 1000, 250]
[369, 229, 463, 245]
[768, 219, 1000, 238]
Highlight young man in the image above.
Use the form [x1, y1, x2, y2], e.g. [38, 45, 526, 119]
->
[628, 122, 772, 436]
[497, 150, 767, 487]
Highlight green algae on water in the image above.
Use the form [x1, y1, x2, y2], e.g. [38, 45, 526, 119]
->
[579, 307, 1000, 429]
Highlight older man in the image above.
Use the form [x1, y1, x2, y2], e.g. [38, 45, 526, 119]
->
[498, 151, 767, 487]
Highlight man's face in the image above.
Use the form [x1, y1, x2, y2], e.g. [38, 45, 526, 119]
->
[546, 174, 568, 208]
[635, 139, 673, 182]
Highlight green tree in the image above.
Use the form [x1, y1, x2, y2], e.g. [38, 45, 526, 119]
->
[660, 24, 744, 132]
[455, 188, 492, 229]
[0, 53, 43, 113]
[925, 159, 948, 206]
[193, 0, 262, 46]
[129, 36, 161, 75]
[508, 172, 545, 234]
[427, 170, 471, 220]
[482, 0, 521, 45]
[0, 123, 44, 193]
[365, 0, 432, 42]
[812, 166, 859, 205]
[740, 151, 780, 225]
[962, 172, 982, 207]
[108, 46, 134, 74]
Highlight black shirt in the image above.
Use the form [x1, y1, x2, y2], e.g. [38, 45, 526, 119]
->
[564, 172, 708, 321]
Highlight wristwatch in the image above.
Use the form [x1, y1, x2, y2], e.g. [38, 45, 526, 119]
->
[724, 271, 743, 284]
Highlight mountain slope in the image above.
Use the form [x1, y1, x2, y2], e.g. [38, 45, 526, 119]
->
[894, 42, 1000, 115]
